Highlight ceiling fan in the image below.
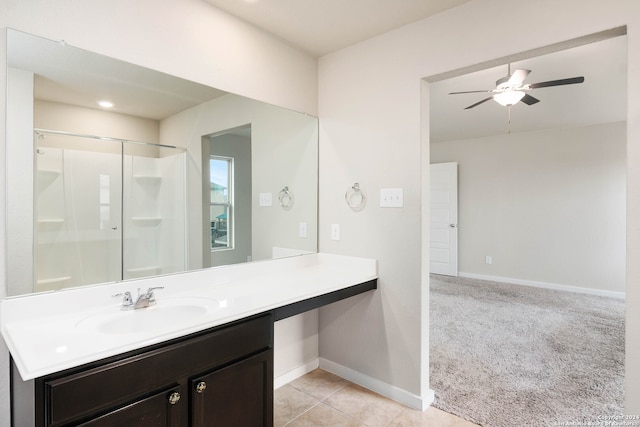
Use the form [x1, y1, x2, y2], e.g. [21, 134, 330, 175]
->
[449, 64, 585, 110]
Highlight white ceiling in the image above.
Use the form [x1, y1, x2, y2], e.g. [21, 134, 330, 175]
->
[203, 0, 471, 56]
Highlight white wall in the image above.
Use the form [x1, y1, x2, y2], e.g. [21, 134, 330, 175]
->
[431, 122, 626, 294]
[0, 1, 317, 425]
[318, 0, 640, 412]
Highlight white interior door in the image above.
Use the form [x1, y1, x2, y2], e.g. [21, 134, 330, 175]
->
[430, 162, 458, 276]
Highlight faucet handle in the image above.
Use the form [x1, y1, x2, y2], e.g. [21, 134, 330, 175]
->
[112, 291, 133, 307]
[144, 286, 164, 301]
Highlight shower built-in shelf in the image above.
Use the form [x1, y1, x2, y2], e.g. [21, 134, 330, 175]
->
[37, 169, 62, 189]
[38, 218, 65, 230]
[36, 276, 72, 292]
[126, 266, 162, 277]
[38, 169, 61, 178]
[133, 175, 162, 185]
[36, 276, 71, 291]
[38, 218, 65, 225]
[37, 276, 71, 286]
[131, 216, 162, 226]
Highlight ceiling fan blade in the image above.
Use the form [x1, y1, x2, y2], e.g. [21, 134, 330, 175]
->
[449, 90, 493, 95]
[520, 94, 540, 105]
[464, 97, 493, 109]
[508, 69, 531, 85]
[527, 76, 584, 89]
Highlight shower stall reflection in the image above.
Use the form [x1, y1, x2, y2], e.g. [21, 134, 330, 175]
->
[35, 130, 187, 292]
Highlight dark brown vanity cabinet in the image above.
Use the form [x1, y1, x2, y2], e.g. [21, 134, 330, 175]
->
[190, 350, 272, 426]
[11, 314, 274, 427]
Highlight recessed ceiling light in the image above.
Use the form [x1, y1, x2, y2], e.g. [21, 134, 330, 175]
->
[98, 100, 114, 108]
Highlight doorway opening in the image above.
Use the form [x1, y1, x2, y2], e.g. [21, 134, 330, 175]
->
[424, 28, 627, 423]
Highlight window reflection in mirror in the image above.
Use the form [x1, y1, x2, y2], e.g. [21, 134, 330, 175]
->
[210, 156, 232, 250]
[204, 125, 253, 268]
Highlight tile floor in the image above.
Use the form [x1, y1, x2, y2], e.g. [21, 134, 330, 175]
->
[274, 369, 481, 427]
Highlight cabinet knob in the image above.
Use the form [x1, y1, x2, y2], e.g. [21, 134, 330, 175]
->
[195, 381, 207, 394]
[168, 391, 181, 405]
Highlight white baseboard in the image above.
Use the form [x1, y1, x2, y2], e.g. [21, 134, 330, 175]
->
[458, 272, 625, 299]
[274, 358, 319, 389]
[319, 358, 434, 411]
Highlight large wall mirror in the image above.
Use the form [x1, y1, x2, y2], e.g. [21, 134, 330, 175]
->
[5, 29, 318, 297]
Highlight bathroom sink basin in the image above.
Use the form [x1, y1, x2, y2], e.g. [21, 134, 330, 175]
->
[76, 297, 218, 335]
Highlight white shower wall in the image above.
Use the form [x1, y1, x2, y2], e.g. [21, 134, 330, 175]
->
[123, 149, 187, 280]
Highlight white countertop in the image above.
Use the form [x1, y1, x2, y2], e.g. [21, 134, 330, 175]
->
[0, 253, 377, 381]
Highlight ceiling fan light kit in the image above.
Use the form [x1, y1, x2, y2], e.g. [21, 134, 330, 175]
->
[449, 64, 585, 110]
[493, 90, 525, 107]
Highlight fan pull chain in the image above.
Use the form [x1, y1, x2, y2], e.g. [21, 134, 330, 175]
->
[507, 106, 512, 134]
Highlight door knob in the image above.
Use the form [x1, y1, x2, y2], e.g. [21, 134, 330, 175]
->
[168, 391, 181, 405]
[449, 224, 457, 228]
[195, 381, 207, 394]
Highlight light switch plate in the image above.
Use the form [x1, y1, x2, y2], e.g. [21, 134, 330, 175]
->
[380, 188, 403, 207]
[259, 192, 272, 207]
[331, 224, 340, 241]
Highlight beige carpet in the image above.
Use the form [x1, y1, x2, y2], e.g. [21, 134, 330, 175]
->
[429, 274, 625, 427]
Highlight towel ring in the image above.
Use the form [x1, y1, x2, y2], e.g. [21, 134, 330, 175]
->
[345, 183, 366, 211]
[278, 186, 295, 210]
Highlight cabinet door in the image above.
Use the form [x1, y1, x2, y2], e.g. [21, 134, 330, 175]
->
[76, 386, 182, 427]
[191, 350, 273, 427]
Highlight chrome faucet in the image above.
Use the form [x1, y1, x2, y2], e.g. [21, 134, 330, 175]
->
[113, 286, 164, 310]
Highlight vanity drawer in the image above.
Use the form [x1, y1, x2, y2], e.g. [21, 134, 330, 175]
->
[76, 384, 182, 427]
[42, 314, 272, 426]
